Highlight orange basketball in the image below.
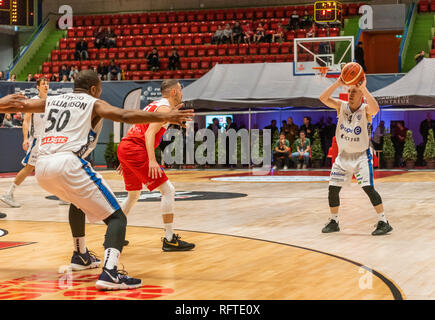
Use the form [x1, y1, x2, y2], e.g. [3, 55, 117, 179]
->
[340, 62, 365, 86]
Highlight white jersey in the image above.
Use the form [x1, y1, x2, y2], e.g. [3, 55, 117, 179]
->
[29, 95, 45, 138]
[38, 93, 102, 158]
[335, 101, 372, 154]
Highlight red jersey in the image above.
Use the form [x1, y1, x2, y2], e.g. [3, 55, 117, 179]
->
[122, 98, 169, 149]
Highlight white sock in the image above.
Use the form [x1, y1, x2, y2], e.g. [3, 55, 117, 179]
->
[7, 183, 17, 196]
[121, 190, 141, 215]
[103, 248, 120, 270]
[330, 214, 339, 222]
[378, 212, 387, 223]
[164, 223, 174, 241]
[73, 237, 87, 254]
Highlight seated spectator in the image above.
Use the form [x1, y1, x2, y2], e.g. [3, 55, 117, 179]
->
[242, 22, 254, 45]
[306, 22, 317, 38]
[97, 61, 108, 80]
[26, 73, 35, 82]
[108, 59, 121, 81]
[2, 113, 14, 127]
[415, 51, 425, 65]
[69, 65, 79, 80]
[273, 133, 291, 170]
[61, 74, 69, 82]
[372, 120, 385, 151]
[94, 27, 107, 49]
[147, 48, 160, 71]
[291, 131, 311, 169]
[253, 23, 265, 43]
[288, 10, 300, 30]
[8, 74, 16, 82]
[50, 74, 58, 82]
[272, 23, 285, 43]
[105, 27, 117, 48]
[58, 64, 70, 81]
[168, 49, 180, 70]
[282, 116, 299, 146]
[74, 38, 89, 60]
[222, 24, 233, 44]
[12, 112, 23, 127]
[300, 10, 313, 29]
[232, 21, 243, 44]
[211, 25, 224, 44]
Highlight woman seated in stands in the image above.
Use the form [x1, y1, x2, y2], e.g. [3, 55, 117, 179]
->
[253, 23, 265, 43]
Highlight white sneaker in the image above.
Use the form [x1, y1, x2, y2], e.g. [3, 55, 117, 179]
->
[297, 163, 301, 169]
[302, 164, 307, 169]
[272, 166, 277, 170]
[283, 166, 288, 170]
[59, 199, 70, 205]
[0, 194, 21, 208]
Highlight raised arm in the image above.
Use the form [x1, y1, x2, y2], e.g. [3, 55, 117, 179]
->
[2, 97, 46, 114]
[358, 77, 379, 116]
[93, 100, 194, 126]
[319, 78, 344, 111]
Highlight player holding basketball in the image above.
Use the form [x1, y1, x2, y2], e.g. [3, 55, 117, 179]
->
[117, 79, 195, 251]
[319, 73, 393, 235]
[1, 71, 194, 290]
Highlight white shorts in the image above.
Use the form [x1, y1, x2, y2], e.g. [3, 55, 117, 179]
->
[35, 152, 120, 223]
[329, 149, 374, 188]
[21, 137, 39, 167]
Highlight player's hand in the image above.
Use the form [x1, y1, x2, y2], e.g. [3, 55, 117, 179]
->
[165, 108, 195, 128]
[22, 139, 29, 151]
[336, 77, 345, 86]
[0, 93, 27, 109]
[148, 160, 162, 180]
[116, 164, 123, 176]
[357, 76, 367, 89]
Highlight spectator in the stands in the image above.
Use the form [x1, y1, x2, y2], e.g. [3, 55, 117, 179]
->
[232, 21, 243, 44]
[12, 112, 23, 127]
[58, 64, 70, 81]
[300, 116, 315, 142]
[0, 71, 3, 80]
[242, 22, 254, 45]
[97, 61, 108, 80]
[61, 75, 69, 83]
[355, 42, 366, 72]
[288, 10, 300, 30]
[273, 133, 291, 170]
[222, 24, 233, 44]
[94, 27, 107, 49]
[414, 51, 425, 65]
[207, 118, 221, 139]
[282, 116, 299, 147]
[2, 113, 14, 127]
[300, 10, 313, 28]
[306, 22, 317, 38]
[147, 48, 160, 71]
[265, 120, 279, 139]
[272, 23, 285, 43]
[108, 59, 121, 81]
[253, 23, 265, 43]
[372, 120, 385, 151]
[419, 113, 435, 146]
[74, 38, 89, 61]
[26, 73, 35, 82]
[325, 116, 336, 151]
[393, 121, 407, 166]
[50, 74, 58, 82]
[211, 25, 224, 44]
[69, 65, 79, 80]
[168, 48, 180, 70]
[225, 117, 237, 131]
[8, 74, 16, 82]
[105, 27, 117, 48]
[291, 130, 311, 169]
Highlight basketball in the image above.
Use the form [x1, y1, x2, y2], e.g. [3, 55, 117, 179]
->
[340, 62, 365, 86]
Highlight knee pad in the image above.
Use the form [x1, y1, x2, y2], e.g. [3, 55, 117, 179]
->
[328, 186, 341, 208]
[362, 186, 382, 206]
[157, 181, 175, 214]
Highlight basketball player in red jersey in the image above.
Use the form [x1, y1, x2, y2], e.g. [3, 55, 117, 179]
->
[117, 79, 195, 251]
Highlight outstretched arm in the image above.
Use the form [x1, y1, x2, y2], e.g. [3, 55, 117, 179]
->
[93, 100, 194, 126]
[358, 78, 379, 116]
[2, 97, 46, 114]
[0, 93, 27, 110]
[319, 78, 344, 111]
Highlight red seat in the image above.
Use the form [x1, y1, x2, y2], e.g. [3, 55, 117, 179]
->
[84, 17, 93, 26]
[75, 17, 84, 27]
[199, 22, 209, 33]
[194, 69, 207, 78]
[275, 54, 286, 63]
[183, 34, 193, 45]
[116, 37, 124, 47]
[130, 14, 139, 25]
[164, 34, 173, 46]
[200, 57, 211, 69]
[253, 55, 264, 63]
[162, 70, 174, 79]
[193, 34, 203, 45]
[245, 8, 254, 20]
[190, 22, 200, 33]
[206, 11, 215, 21]
[255, 9, 264, 19]
[265, 8, 275, 19]
[296, 29, 307, 38]
[173, 34, 183, 46]
[215, 10, 225, 21]
[52, 62, 61, 74]
[259, 43, 270, 55]
[243, 56, 254, 63]
[139, 13, 147, 24]
[152, 71, 163, 80]
[211, 56, 222, 67]
[118, 59, 129, 72]
[132, 71, 141, 81]
[207, 44, 217, 56]
[174, 70, 184, 79]
[117, 47, 128, 59]
[131, 25, 141, 36]
[111, 14, 121, 25]
[197, 45, 207, 57]
[127, 47, 137, 59]
[176, 46, 186, 57]
[248, 44, 258, 55]
[148, 13, 158, 24]
[180, 23, 189, 34]
[97, 48, 108, 59]
[42, 62, 51, 74]
[88, 48, 98, 60]
[124, 36, 134, 47]
[85, 27, 94, 37]
[120, 15, 130, 25]
[265, 55, 276, 63]
[209, 22, 219, 33]
[67, 38, 77, 49]
[154, 35, 163, 47]
[139, 60, 148, 71]
[222, 56, 232, 64]
[188, 11, 198, 21]
[160, 24, 170, 34]
[80, 60, 91, 70]
[329, 27, 340, 37]
[217, 45, 227, 56]
[225, 10, 236, 20]
[108, 48, 118, 59]
[158, 13, 168, 23]
[318, 28, 328, 37]
[170, 24, 179, 34]
[134, 36, 144, 47]
[430, 49, 435, 58]
[151, 24, 160, 35]
[160, 58, 169, 70]
[144, 37, 153, 47]
[238, 44, 249, 55]
[122, 27, 131, 36]
[93, 15, 102, 26]
[348, 3, 359, 15]
[51, 50, 60, 61]
[286, 30, 295, 41]
[280, 43, 292, 54]
[168, 12, 177, 23]
[186, 46, 197, 57]
[177, 12, 187, 22]
[270, 43, 280, 54]
[190, 57, 201, 69]
[180, 58, 189, 70]
[185, 70, 195, 79]
[232, 56, 243, 64]
[227, 44, 238, 56]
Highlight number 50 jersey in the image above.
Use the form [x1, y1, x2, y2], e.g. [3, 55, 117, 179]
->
[38, 93, 103, 158]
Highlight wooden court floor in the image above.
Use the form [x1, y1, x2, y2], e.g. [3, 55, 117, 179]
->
[0, 169, 434, 300]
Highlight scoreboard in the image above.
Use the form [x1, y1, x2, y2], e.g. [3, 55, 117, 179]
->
[314, 1, 342, 23]
[0, 0, 34, 26]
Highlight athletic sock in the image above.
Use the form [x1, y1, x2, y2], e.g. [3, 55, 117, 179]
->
[164, 223, 174, 241]
[330, 214, 339, 222]
[73, 237, 87, 254]
[378, 212, 387, 223]
[7, 183, 17, 197]
[103, 248, 120, 270]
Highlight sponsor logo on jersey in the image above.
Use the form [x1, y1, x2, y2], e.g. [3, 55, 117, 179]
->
[357, 114, 362, 121]
[354, 126, 362, 135]
[41, 136, 69, 145]
[340, 124, 355, 134]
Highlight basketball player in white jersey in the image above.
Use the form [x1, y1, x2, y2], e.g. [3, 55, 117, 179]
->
[0, 78, 65, 207]
[319, 76, 393, 235]
[2, 70, 194, 290]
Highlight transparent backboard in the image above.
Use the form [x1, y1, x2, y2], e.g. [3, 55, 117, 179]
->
[293, 36, 354, 76]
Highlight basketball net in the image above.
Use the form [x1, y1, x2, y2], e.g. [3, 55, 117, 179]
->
[312, 66, 330, 80]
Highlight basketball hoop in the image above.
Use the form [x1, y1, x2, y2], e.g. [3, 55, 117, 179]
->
[312, 66, 330, 79]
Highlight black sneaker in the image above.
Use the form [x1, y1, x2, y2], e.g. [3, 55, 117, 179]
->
[322, 219, 340, 233]
[372, 221, 393, 236]
[162, 234, 195, 252]
[70, 249, 101, 271]
[96, 267, 142, 291]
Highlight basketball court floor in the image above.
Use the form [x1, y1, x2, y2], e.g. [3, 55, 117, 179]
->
[0, 169, 433, 300]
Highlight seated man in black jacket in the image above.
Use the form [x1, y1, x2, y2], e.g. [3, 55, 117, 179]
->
[74, 39, 89, 61]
